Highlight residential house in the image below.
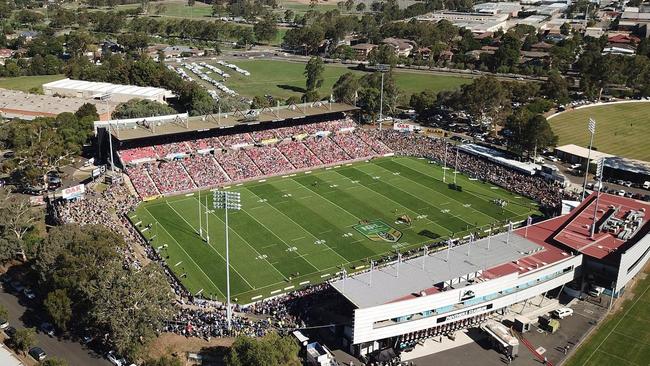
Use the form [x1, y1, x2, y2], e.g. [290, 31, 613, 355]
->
[382, 38, 415, 57]
[351, 43, 377, 60]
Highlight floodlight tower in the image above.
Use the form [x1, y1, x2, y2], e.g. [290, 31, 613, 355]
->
[213, 190, 241, 332]
[582, 118, 596, 201]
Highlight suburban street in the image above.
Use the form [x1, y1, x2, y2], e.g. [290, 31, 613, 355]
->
[0, 286, 110, 366]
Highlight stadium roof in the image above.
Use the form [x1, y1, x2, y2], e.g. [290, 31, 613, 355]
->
[0, 88, 113, 120]
[99, 102, 358, 141]
[42, 78, 171, 99]
[604, 156, 650, 176]
[459, 143, 540, 175]
[555, 144, 614, 161]
[330, 231, 573, 308]
[550, 193, 650, 260]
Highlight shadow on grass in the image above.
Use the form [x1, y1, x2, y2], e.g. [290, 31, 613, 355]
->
[277, 84, 306, 93]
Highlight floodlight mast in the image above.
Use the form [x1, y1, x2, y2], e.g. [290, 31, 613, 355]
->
[213, 190, 241, 333]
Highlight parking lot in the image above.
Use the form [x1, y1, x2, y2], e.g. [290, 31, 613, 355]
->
[410, 296, 608, 366]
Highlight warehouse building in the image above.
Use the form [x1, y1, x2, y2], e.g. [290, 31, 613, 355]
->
[42, 78, 173, 104]
[0, 89, 113, 121]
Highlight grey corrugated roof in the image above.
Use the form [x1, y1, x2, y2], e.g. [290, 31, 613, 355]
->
[330, 232, 542, 308]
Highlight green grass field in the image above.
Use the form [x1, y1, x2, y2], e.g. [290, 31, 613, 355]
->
[132, 156, 539, 303]
[211, 60, 471, 100]
[565, 271, 650, 366]
[549, 102, 650, 162]
[0, 74, 64, 93]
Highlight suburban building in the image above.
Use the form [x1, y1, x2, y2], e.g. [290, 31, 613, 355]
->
[0, 88, 114, 121]
[416, 12, 510, 33]
[554, 144, 615, 166]
[351, 43, 377, 60]
[382, 38, 414, 57]
[42, 78, 173, 104]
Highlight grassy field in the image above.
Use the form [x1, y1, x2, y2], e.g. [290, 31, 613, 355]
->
[0, 74, 65, 93]
[207, 59, 470, 100]
[565, 271, 650, 366]
[548, 102, 650, 161]
[133, 156, 540, 303]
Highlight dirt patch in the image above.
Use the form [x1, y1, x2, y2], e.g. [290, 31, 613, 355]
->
[146, 333, 234, 365]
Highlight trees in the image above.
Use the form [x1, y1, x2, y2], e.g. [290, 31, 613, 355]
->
[112, 99, 176, 119]
[143, 356, 182, 366]
[333, 72, 360, 103]
[304, 56, 325, 93]
[253, 14, 278, 44]
[356, 2, 366, 12]
[75, 103, 99, 120]
[0, 188, 40, 262]
[409, 90, 438, 119]
[453, 76, 510, 131]
[368, 44, 397, 66]
[12, 328, 36, 354]
[42, 359, 68, 366]
[284, 9, 295, 23]
[44, 289, 73, 332]
[542, 70, 570, 104]
[35, 224, 173, 360]
[505, 112, 557, 155]
[225, 333, 301, 366]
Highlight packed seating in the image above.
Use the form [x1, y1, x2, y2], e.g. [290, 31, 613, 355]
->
[250, 130, 278, 142]
[153, 142, 190, 158]
[245, 146, 295, 175]
[182, 154, 230, 188]
[331, 132, 376, 159]
[304, 136, 351, 164]
[357, 129, 393, 154]
[219, 133, 254, 147]
[126, 165, 159, 198]
[146, 160, 196, 194]
[277, 140, 323, 169]
[119, 147, 157, 164]
[185, 137, 223, 152]
[214, 149, 261, 181]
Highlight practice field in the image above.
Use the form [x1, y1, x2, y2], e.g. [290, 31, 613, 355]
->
[549, 102, 650, 161]
[0, 74, 64, 93]
[133, 156, 540, 303]
[564, 271, 650, 366]
[211, 60, 471, 100]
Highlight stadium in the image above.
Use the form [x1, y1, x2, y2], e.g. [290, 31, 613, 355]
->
[83, 103, 650, 362]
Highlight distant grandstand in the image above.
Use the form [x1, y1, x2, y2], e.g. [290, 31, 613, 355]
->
[93, 102, 385, 198]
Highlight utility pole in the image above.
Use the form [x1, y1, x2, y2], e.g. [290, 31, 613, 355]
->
[453, 146, 459, 184]
[377, 64, 389, 130]
[213, 190, 242, 332]
[443, 140, 448, 183]
[590, 159, 604, 239]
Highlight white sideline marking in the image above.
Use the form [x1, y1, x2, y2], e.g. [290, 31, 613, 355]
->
[185, 193, 194, 197]
[321, 273, 330, 278]
[289, 174, 297, 177]
[270, 289, 281, 295]
[325, 167, 331, 170]
[236, 183, 243, 186]
[335, 165, 341, 168]
[224, 186, 231, 189]
[134, 221, 142, 226]
[174, 261, 182, 267]
[282, 175, 289, 178]
[142, 227, 149, 232]
[291, 237, 306, 241]
[305, 171, 312, 174]
[258, 179, 266, 182]
[284, 286, 294, 290]
[251, 295, 262, 300]
[299, 281, 310, 285]
[346, 163, 352, 166]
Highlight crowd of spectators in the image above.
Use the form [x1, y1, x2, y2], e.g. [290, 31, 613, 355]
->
[245, 146, 295, 175]
[377, 131, 565, 209]
[122, 119, 391, 198]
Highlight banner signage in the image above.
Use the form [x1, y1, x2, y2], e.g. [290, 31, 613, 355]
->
[61, 184, 85, 200]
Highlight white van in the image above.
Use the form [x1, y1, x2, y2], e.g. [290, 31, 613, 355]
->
[551, 308, 574, 319]
[643, 181, 650, 190]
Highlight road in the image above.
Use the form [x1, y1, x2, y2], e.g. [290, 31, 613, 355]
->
[0, 286, 110, 366]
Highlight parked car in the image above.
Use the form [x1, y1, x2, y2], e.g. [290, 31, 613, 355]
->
[551, 307, 574, 319]
[589, 285, 605, 297]
[0, 318, 8, 329]
[4, 326, 16, 337]
[28, 346, 47, 361]
[40, 322, 55, 336]
[23, 287, 35, 300]
[107, 350, 126, 366]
